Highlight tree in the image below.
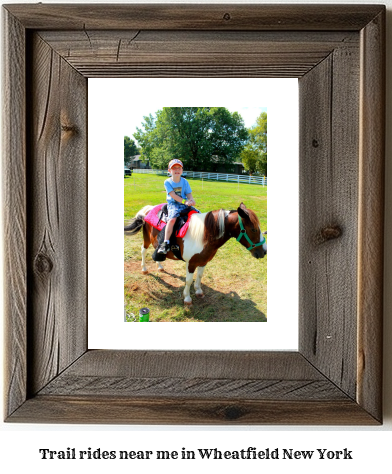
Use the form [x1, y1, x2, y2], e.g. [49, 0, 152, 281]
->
[240, 111, 267, 175]
[124, 136, 139, 164]
[240, 148, 260, 175]
[133, 107, 248, 171]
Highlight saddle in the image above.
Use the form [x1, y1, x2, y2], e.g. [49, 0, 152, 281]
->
[152, 205, 198, 262]
[156, 204, 196, 229]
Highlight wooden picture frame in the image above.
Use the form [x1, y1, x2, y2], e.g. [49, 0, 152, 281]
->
[3, 4, 385, 424]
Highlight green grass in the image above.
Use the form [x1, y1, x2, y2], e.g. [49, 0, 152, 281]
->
[124, 173, 267, 322]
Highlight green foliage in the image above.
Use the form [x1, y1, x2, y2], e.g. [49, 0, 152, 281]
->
[240, 111, 267, 176]
[124, 136, 139, 164]
[133, 107, 249, 171]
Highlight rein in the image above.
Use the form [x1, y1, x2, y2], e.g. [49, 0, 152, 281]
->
[236, 214, 266, 251]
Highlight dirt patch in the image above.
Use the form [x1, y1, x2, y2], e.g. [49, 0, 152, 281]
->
[124, 259, 266, 322]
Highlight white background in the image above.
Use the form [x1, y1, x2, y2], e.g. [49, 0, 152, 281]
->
[88, 77, 299, 350]
[1, 0, 391, 472]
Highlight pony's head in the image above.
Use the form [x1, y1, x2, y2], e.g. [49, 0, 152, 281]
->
[203, 203, 266, 259]
[236, 203, 267, 259]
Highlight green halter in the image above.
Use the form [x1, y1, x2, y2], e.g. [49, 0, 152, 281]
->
[236, 214, 266, 251]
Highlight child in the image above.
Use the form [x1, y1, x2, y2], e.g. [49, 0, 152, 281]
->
[157, 159, 195, 254]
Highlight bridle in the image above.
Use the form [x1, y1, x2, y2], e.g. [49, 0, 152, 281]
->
[236, 214, 266, 251]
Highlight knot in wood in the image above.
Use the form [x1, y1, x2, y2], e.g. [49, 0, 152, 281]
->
[312, 139, 319, 148]
[61, 124, 77, 134]
[223, 13, 231, 21]
[315, 225, 342, 245]
[223, 405, 244, 420]
[34, 252, 53, 274]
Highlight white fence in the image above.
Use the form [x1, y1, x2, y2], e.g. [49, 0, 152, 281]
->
[132, 168, 267, 186]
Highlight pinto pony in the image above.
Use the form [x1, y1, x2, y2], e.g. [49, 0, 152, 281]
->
[124, 203, 267, 305]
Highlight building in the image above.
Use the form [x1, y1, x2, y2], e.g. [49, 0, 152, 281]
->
[129, 155, 150, 169]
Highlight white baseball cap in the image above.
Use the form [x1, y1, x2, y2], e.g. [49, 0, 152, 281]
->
[168, 159, 183, 170]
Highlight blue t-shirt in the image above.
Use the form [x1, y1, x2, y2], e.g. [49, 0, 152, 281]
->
[164, 177, 192, 204]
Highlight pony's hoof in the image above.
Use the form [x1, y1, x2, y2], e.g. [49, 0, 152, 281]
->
[184, 300, 193, 307]
[196, 292, 205, 298]
[157, 267, 165, 272]
[142, 270, 149, 275]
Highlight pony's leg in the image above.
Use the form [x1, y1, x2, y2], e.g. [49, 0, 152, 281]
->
[141, 244, 148, 274]
[183, 263, 194, 305]
[194, 266, 206, 297]
[156, 261, 164, 272]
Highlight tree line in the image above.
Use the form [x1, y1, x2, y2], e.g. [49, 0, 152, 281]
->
[124, 107, 267, 175]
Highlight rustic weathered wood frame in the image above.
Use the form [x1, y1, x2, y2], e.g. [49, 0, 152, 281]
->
[3, 4, 385, 424]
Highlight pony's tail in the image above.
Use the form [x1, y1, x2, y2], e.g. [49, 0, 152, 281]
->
[124, 216, 144, 235]
[124, 205, 153, 235]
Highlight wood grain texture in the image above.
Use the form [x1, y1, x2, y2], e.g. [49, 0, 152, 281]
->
[2, 9, 27, 419]
[53, 350, 327, 379]
[38, 30, 358, 78]
[8, 396, 379, 425]
[39, 376, 347, 401]
[299, 41, 360, 399]
[5, 350, 379, 424]
[4, 4, 384, 31]
[37, 351, 347, 401]
[357, 9, 385, 422]
[27, 33, 88, 396]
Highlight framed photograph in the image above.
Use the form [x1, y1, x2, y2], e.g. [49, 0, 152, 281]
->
[3, 4, 385, 424]
[122, 101, 269, 323]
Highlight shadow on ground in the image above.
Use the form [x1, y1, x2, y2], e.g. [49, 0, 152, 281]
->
[124, 261, 266, 322]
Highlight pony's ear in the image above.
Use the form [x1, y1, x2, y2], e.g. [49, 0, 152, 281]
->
[238, 203, 249, 219]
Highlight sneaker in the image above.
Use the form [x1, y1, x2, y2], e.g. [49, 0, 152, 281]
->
[157, 242, 169, 254]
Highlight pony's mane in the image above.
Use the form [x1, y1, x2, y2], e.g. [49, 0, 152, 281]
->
[204, 209, 229, 243]
[186, 212, 207, 247]
[190, 207, 261, 246]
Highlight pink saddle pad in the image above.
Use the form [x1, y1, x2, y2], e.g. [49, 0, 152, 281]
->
[144, 204, 198, 237]
[144, 204, 166, 231]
